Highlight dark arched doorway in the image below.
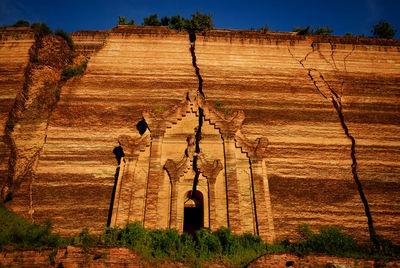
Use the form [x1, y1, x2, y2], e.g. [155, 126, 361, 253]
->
[183, 190, 203, 236]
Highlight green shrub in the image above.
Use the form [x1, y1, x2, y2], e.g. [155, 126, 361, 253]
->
[167, 15, 185, 31]
[371, 20, 397, 39]
[61, 60, 87, 80]
[31, 22, 52, 35]
[154, 106, 165, 113]
[293, 26, 312, 35]
[80, 60, 88, 69]
[73, 228, 98, 251]
[293, 25, 334, 36]
[376, 235, 400, 257]
[12, 20, 30, 27]
[184, 10, 214, 35]
[48, 250, 57, 265]
[62, 66, 83, 79]
[195, 228, 222, 259]
[258, 24, 270, 34]
[0, 205, 62, 249]
[161, 16, 170, 26]
[55, 29, 74, 50]
[118, 16, 135, 25]
[213, 227, 266, 266]
[213, 101, 232, 115]
[100, 226, 121, 245]
[290, 224, 360, 257]
[142, 14, 161, 26]
[314, 26, 334, 36]
[214, 101, 222, 108]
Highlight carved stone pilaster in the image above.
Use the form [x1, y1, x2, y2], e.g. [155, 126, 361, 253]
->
[111, 132, 151, 227]
[249, 158, 274, 243]
[164, 135, 195, 229]
[197, 154, 223, 230]
[144, 135, 164, 229]
[235, 131, 273, 242]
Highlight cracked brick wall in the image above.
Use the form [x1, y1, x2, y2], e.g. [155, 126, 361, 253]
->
[1, 27, 399, 243]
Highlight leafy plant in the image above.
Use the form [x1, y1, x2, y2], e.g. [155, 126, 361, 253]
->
[55, 29, 74, 50]
[195, 228, 223, 259]
[62, 66, 83, 79]
[293, 26, 312, 35]
[167, 15, 185, 31]
[289, 224, 361, 257]
[61, 61, 87, 80]
[214, 101, 222, 108]
[31, 22, 52, 35]
[314, 26, 334, 36]
[118, 16, 135, 25]
[80, 60, 88, 69]
[12, 20, 30, 27]
[183, 10, 214, 35]
[142, 14, 161, 26]
[73, 228, 98, 252]
[293, 25, 334, 36]
[48, 250, 57, 265]
[371, 20, 397, 39]
[258, 24, 270, 34]
[154, 106, 165, 113]
[214, 101, 232, 114]
[161, 16, 170, 26]
[0, 205, 62, 249]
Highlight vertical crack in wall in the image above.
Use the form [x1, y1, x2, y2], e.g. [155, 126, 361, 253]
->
[287, 44, 380, 251]
[189, 34, 204, 197]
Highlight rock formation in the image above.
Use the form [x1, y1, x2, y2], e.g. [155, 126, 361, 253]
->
[0, 25, 399, 244]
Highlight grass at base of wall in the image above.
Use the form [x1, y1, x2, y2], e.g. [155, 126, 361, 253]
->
[0, 205, 399, 267]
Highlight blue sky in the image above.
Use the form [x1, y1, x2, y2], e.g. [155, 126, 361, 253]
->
[1, 0, 399, 37]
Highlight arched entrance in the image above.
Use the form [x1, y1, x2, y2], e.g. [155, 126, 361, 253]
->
[183, 190, 204, 236]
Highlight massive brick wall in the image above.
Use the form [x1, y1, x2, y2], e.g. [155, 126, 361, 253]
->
[0, 27, 34, 190]
[195, 31, 400, 242]
[0, 26, 399, 243]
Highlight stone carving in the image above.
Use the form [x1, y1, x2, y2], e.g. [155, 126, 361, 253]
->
[112, 92, 275, 242]
[164, 135, 195, 183]
[197, 153, 223, 184]
[235, 131, 269, 159]
[118, 131, 151, 159]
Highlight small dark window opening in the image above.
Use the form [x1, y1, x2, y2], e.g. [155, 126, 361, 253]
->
[136, 119, 148, 135]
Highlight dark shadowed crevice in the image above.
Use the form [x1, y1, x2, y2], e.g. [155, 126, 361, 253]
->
[107, 166, 120, 226]
[189, 33, 204, 198]
[107, 145, 125, 226]
[249, 160, 260, 236]
[136, 118, 148, 135]
[112, 146, 125, 165]
[331, 97, 380, 251]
